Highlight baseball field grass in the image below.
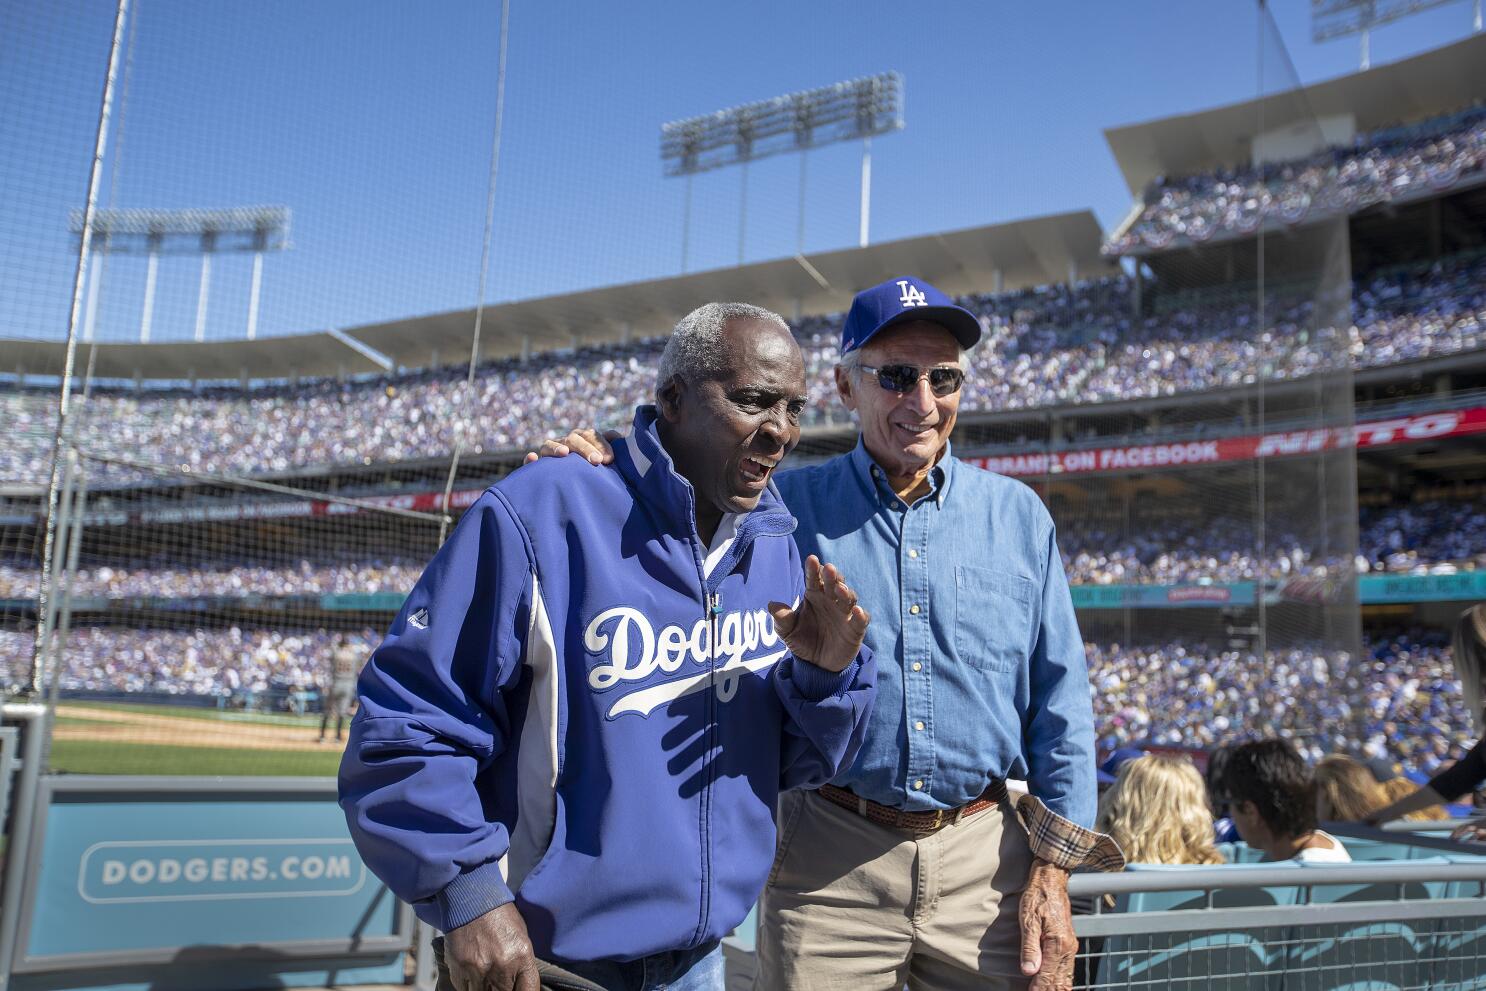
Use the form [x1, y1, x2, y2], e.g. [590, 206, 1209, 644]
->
[50, 701, 347, 777]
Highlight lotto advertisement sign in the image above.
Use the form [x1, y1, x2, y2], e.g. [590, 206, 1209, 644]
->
[973, 406, 1486, 478]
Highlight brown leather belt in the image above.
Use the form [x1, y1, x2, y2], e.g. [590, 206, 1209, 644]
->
[816, 780, 1007, 833]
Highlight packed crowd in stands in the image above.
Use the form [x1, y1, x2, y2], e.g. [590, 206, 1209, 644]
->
[0, 624, 1471, 782]
[0, 557, 425, 600]
[1090, 630, 1472, 779]
[1105, 103, 1486, 254]
[1, 497, 1475, 602]
[0, 626, 382, 699]
[5, 248, 1485, 486]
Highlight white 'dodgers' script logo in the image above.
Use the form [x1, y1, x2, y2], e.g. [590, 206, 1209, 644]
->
[584, 605, 789, 718]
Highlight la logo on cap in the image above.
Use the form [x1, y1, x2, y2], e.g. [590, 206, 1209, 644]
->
[897, 280, 927, 309]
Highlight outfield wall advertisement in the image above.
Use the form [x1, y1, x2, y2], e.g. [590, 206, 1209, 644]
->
[972, 406, 1486, 478]
[13, 778, 409, 990]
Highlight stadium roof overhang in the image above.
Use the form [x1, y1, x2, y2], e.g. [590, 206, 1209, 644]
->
[0, 213, 1116, 383]
[1103, 32, 1486, 197]
[0, 330, 390, 384]
[346, 212, 1118, 370]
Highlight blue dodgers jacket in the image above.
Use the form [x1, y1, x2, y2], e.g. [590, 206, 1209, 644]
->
[338, 405, 876, 963]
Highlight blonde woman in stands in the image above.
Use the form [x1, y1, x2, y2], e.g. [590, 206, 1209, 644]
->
[1315, 755, 1390, 822]
[1378, 776, 1449, 820]
[1096, 754, 1226, 865]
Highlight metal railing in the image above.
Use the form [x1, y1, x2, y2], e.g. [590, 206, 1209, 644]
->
[1068, 851, 1486, 991]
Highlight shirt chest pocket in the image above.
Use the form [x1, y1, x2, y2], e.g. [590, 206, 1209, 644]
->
[953, 565, 1034, 673]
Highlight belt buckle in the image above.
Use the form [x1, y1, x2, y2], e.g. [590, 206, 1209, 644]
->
[929, 809, 945, 830]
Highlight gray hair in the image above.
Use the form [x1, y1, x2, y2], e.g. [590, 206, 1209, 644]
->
[655, 302, 789, 394]
[838, 343, 970, 374]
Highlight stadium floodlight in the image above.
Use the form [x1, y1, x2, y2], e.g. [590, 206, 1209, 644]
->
[660, 72, 904, 267]
[1311, 0, 1478, 69]
[68, 205, 292, 342]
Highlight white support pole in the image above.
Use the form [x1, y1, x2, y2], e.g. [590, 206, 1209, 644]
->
[32, 0, 130, 696]
[738, 160, 749, 267]
[681, 173, 693, 274]
[859, 136, 872, 248]
[139, 246, 157, 342]
[194, 252, 211, 342]
[797, 149, 808, 256]
[1476, 0, 1482, 32]
[1360, 27, 1370, 71]
[246, 249, 263, 340]
[81, 249, 102, 342]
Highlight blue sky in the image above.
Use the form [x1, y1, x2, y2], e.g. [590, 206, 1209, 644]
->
[0, 0, 1477, 348]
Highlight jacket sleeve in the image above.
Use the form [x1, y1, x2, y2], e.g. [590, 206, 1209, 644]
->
[772, 540, 877, 791]
[338, 489, 535, 932]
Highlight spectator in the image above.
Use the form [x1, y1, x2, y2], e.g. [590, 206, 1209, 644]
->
[1096, 754, 1225, 865]
[1365, 605, 1486, 836]
[1315, 755, 1389, 822]
[1378, 776, 1449, 821]
[1220, 739, 1351, 862]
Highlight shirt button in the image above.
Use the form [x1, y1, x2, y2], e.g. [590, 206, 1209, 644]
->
[912, 780, 924, 791]
[915, 720, 925, 731]
[909, 604, 920, 615]
[908, 548, 919, 559]
[912, 662, 922, 672]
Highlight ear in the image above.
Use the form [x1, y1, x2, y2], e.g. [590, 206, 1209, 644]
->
[834, 365, 859, 412]
[656, 375, 686, 422]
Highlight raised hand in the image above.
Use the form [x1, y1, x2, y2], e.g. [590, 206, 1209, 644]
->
[522, 428, 618, 465]
[768, 555, 870, 673]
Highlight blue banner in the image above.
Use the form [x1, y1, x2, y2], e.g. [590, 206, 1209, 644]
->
[1359, 572, 1486, 604]
[1070, 582, 1255, 609]
[21, 780, 405, 988]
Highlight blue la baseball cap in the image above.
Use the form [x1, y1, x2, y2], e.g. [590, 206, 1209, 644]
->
[839, 276, 983, 355]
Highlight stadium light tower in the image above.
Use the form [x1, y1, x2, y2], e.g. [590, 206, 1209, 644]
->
[69, 205, 291, 342]
[1311, 0, 1479, 70]
[660, 72, 904, 270]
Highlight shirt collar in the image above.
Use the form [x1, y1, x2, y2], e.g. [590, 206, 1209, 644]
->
[847, 435, 956, 510]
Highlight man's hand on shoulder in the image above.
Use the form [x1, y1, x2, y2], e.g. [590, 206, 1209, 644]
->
[444, 903, 541, 991]
[1020, 857, 1077, 991]
[769, 555, 870, 673]
[523, 428, 618, 465]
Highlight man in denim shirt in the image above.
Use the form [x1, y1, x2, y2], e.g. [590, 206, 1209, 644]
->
[536, 277, 1122, 990]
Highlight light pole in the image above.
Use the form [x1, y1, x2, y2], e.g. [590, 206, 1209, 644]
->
[660, 72, 904, 267]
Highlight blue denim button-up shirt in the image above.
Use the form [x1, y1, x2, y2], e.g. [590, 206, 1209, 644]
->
[774, 438, 1098, 828]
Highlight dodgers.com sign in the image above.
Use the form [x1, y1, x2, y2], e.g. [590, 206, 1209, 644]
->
[23, 788, 402, 964]
[78, 838, 365, 904]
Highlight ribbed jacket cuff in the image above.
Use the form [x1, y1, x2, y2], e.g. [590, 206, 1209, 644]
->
[431, 860, 515, 932]
[787, 653, 860, 701]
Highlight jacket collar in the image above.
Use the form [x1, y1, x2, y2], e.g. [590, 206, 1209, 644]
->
[614, 406, 796, 586]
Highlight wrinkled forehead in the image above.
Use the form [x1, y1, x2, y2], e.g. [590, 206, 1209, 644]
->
[858, 320, 963, 365]
[719, 318, 807, 391]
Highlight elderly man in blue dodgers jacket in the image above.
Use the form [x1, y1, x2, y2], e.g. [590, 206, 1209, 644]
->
[338, 303, 878, 991]
[536, 278, 1125, 991]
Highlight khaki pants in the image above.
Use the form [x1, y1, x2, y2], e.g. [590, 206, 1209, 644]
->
[754, 789, 1032, 991]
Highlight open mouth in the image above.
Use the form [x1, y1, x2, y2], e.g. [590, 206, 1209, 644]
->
[738, 455, 777, 486]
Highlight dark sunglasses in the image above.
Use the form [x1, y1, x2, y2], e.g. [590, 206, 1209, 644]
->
[857, 363, 966, 397]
